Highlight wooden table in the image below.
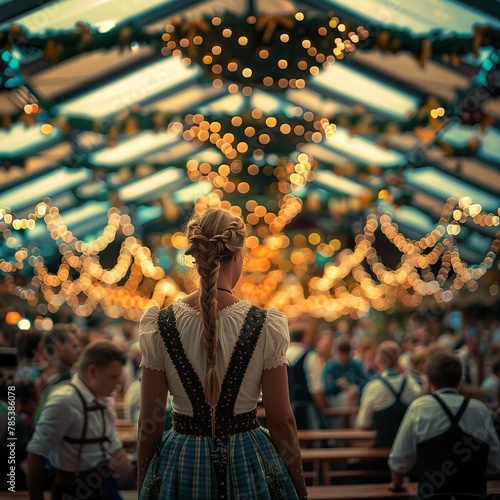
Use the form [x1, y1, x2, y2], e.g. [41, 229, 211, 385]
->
[308, 480, 500, 500]
[115, 418, 134, 428]
[324, 407, 359, 417]
[301, 447, 390, 462]
[297, 428, 375, 444]
[308, 482, 417, 499]
[301, 447, 391, 485]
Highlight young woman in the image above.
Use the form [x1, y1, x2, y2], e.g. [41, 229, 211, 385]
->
[137, 208, 307, 499]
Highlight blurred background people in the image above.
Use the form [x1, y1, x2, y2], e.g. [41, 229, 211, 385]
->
[35, 324, 82, 422]
[315, 328, 334, 366]
[456, 325, 481, 386]
[354, 338, 378, 381]
[408, 345, 428, 388]
[388, 349, 500, 498]
[356, 341, 421, 448]
[14, 329, 44, 382]
[481, 358, 500, 406]
[39, 324, 82, 393]
[287, 327, 329, 429]
[27, 340, 136, 500]
[322, 335, 365, 409]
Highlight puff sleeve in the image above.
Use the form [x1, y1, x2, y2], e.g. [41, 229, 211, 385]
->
[262, 308, 290, 370]
[139, 306, 166, 371]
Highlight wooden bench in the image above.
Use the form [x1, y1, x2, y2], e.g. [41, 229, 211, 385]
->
[9, 480, 500, 500]
[301, 447, 391, 485]
[308, 482, 417, 499]
[307, 480, 500, 500]
[115, 418, 134, 428]
[110, 401, 126, 420]
[324, 407, 360, 417]
[323, 406, 360, 428]
[301, 447, 390, 463]
[297, 428, 375, 447]
[116, 426, 138, 452]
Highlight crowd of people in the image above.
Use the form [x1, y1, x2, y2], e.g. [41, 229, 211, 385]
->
[0, 320, 140, 494]
[0, 207, 499, 499]
[286, 308, 500, 497]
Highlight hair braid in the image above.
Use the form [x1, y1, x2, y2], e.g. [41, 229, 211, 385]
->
[184, 209, 246, 409]
[197, 249, 220, 408]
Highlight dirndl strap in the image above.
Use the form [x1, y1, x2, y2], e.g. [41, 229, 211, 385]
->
[156, 304, 267, 438]
[152, 303, 269, 499]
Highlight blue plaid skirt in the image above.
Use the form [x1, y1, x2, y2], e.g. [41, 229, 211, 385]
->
[140, 426, 299, 499]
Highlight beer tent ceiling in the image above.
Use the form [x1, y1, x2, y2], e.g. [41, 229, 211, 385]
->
[0, 0, 499, 320]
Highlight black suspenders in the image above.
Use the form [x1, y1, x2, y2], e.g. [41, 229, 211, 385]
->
[63, 383, 110, 475]
[378, 375, 407, 400]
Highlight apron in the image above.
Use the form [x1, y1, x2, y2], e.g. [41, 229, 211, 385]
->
[288, 349, 324, 430]
[415, 393, 489, 499]
[372, 376, 408, 448]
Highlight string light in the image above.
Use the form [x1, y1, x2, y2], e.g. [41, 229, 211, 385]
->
[1, 196, 498, 320]
[182, 110, 334, 164]
[162, 13, 366, 92]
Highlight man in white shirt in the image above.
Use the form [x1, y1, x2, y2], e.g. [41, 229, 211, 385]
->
[389, 349, 500, 498]
[481, 358, 500, 405]
[356, 341, 421, 448]
[28, 340, 137, 500]
[455, 326, 480, 386]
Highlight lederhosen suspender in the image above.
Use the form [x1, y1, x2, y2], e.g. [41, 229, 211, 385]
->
[63, 383, 110, 475]
[377, 375, 407, 400]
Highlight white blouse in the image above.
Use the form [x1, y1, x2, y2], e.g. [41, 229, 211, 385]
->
[139, 300, 289, 416]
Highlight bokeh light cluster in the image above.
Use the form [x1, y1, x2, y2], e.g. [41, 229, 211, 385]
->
[162, 13, 367, 91]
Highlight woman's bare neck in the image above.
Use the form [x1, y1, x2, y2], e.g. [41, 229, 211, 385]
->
[180, 290, 240, 310]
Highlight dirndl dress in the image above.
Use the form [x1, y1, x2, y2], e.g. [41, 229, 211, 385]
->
[140, 304, 299, 500]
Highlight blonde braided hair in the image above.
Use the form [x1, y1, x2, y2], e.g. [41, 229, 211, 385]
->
[184, 208, 246, 408]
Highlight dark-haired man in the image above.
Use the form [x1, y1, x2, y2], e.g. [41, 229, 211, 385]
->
[39, 324, 82, 393]
[388, 349, 500, 499]
[322, 335, 365, 408]
[34, 325, 83, 423]
[27, 340, 137, 500]
[14, 329, 44, 382]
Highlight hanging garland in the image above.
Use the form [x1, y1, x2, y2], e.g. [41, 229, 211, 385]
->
[0, 22, 159, 66]
[0, 15, 498, 78]
[0, 16, 498, 229]
[182, 108, 334, 158]
[1, 195, 498, 321]
[0, 76, 490, 172]
[162, 12, 366, 91]
[361, 24, 500, 68]
[1, 12, 499, 320]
